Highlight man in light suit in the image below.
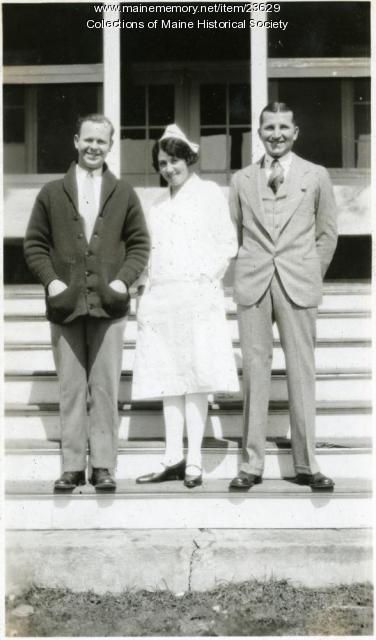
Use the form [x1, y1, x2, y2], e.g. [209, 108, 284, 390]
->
[229, 102, 338, 491]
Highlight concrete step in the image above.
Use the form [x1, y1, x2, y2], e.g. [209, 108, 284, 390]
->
[4, 311, 372, 344]
[4, 339, 372, 373]
[4, 401, 372, 440]
[5, 437, 372, 481]
[4, 282, 372, 315]
[4, 369, 372, 404]
[5, 477, 372, 529]
[6, 528, 373, 595]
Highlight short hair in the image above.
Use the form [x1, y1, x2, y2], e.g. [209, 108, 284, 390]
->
[259, 102, 296, 126]
[76, 113, 115, 138]
[152, 138, 198, 172]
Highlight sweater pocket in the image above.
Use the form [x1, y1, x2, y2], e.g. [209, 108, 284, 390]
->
[99, 283, 130, 318]
[47, 285, 80, 323]
[47, 254, 80, 322]
[97, 260, 130, 318]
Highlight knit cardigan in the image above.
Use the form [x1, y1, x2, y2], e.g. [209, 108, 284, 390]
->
[24, 162, 150, 324]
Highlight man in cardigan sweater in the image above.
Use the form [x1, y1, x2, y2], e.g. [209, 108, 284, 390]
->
[24, 114, 150, 492]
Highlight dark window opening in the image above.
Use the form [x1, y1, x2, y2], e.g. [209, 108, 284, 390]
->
[3, 3, 102, 65]
[37, 84, 100, 173]
[268, 2, 370, 58]
[276, 79, 342, 167]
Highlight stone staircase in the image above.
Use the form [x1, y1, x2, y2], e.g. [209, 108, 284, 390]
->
[4, 281, 373, 592]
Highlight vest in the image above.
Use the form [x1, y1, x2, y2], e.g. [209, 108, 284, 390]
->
[260, 168, 293, 243]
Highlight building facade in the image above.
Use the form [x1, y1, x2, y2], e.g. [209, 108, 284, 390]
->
[3, 1, 371, 282]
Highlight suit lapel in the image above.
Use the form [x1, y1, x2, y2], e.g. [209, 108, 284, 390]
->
[242, 162, 267, 230]
[277, 153, 310, 233]
[242, 154, 311, 239]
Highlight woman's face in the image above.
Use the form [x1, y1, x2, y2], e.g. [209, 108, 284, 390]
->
[157, 149, 190, 193]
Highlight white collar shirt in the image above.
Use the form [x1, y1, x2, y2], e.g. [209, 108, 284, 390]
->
[76, 164, 102, 215]
[264, 152, 293, 180]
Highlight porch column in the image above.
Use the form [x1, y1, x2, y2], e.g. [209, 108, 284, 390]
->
[103, 9, 121, 176]
[250, 13, 268, 162]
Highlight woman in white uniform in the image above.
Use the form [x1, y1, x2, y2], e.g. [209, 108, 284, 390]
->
[132, 124, 239, 487]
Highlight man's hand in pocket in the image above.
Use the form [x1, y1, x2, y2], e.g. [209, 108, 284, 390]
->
[109, 279, 128, 294]
[48, 279, 68, 297]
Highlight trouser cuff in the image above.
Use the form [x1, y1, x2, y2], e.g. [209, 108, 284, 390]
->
[295, 464, 320, 474]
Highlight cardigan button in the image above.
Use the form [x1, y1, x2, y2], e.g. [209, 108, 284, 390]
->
[77, 233, 83, 239]
[85, 250, 91, 257]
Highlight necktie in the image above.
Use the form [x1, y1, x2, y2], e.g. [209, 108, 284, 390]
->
[268, 159, 284, 194]
[82, 172, 97, 241]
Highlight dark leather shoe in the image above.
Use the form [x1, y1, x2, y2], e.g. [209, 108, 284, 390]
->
[54, 471, 85, 492]
[295, 472, 335, 490]
[136, 459, 186, 484]
[90, 468, 116, 491]
[184, 470, 203, 488]
[229, 471, 262, 491]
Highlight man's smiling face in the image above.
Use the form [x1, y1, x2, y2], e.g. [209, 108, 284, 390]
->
[74, 120, 113, 171]
[258, 110, 299, 159]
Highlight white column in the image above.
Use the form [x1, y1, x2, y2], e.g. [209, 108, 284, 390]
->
[250, 13, 268, 162]
[103, 9, 121, 177]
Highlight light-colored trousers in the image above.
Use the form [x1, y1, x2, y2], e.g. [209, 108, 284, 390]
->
[238, 272, 320, 476]
[50, 315, 126, 472]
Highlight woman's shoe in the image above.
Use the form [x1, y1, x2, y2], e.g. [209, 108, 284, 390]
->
[136, 459, 186, 484]
[184, 465, 203, 488]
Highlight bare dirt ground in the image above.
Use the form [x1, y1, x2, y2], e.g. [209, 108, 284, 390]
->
[6, 580, 373, 637]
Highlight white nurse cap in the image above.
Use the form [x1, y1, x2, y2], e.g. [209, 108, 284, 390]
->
[159, 123, 199, 153]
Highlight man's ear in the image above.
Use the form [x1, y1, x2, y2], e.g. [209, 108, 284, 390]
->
[73, 134, 79, 150]
[293, 126, 300, 141]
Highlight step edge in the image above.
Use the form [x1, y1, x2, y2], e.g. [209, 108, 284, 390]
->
[4, 400, 373, 414]
[5, 488, 373, 500]
[4, 309, 373, 321]
[6, 495, 373, 502]
[5, 338, 373, 350]
[4, 369, 373, 380]
[4, 281, 372, 297]
[5, 445, 373, 455]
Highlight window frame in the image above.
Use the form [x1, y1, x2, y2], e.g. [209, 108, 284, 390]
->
[3, 56, 371, 179]
[3, 64, 103, 174]
[130, 58, 370, 182]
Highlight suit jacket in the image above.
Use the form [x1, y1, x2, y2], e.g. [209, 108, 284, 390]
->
[24, 162, 150, 324]
[229, 153, 338, 308]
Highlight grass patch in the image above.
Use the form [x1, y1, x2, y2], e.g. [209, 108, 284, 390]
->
[6, 580, 373, 636]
